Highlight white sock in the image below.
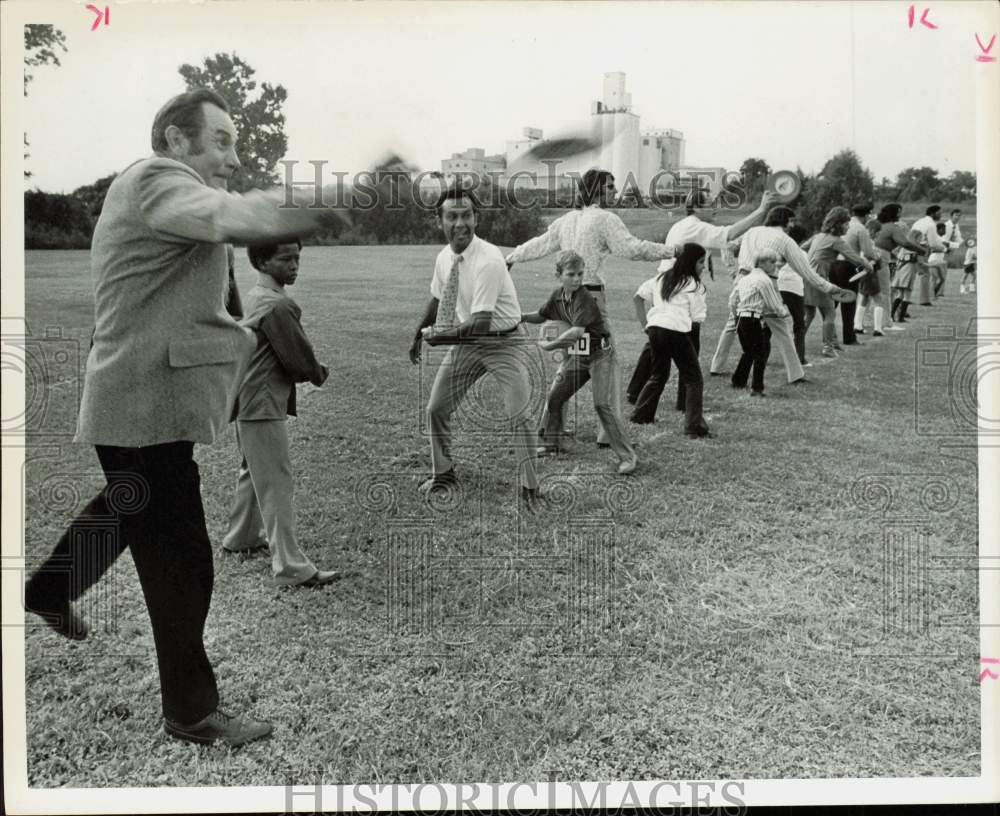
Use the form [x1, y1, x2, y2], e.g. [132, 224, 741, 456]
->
[874, 307, 884, 333]
[970, 283, 976, 292]
[854, 305, 865, 332]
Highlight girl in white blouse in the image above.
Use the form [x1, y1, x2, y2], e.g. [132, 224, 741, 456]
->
[629, 243, 712, 438]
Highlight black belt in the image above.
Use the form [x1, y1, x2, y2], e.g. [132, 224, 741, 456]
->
[737, 311, 764, 319]
[584, 284, 605, 292]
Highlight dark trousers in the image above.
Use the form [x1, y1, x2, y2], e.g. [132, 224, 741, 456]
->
[780, 291, 807, 364]
[626, 323, 701, 410]
[732, 317, 771, 392]
[829, 259, 860, 345]
[25, 442, 219, 724]
[629, 326, 708, 434]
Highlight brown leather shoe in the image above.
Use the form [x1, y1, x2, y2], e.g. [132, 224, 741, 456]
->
[164, 709, 273, 747]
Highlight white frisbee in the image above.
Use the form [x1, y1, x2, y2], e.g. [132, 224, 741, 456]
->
[766, 170, 802, 203]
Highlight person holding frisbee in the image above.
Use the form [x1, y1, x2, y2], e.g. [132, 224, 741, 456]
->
[520, 250, 637, 474]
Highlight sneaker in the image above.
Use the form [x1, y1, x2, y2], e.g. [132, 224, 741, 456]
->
[790, 377, 811, 385]
[802, 362, 814, 367]
[959, 286, 967, 294]
[873, 330, 884, 337]
[856, 329, 865, 335]
[821, 347, 837, 358]
[164, 709, 273, 747]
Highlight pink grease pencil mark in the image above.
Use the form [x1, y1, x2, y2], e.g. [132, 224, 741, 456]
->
[86, 4, 109, 31]
[975, 33, 997, 62]
[907, 5, 937, 30]
[979, 657, 999, 682]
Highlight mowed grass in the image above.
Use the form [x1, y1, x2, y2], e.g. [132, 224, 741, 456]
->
[22, 240, 979, 787]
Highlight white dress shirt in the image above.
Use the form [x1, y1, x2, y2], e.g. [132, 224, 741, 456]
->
[910, 216, 946, 252]
[430, 235, 521, 330]
[657, 214, 731, 272]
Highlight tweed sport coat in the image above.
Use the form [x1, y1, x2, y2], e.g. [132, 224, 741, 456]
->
[76, 156, 326, 447]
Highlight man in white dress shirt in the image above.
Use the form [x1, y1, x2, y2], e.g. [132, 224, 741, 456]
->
[410, 185, 542, 510]
[910, 205, 946, 302]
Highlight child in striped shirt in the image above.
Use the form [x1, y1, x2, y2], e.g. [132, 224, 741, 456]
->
[728, 249, 788, 396]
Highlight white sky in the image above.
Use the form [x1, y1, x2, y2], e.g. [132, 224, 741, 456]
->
[16, 0, 992, 193]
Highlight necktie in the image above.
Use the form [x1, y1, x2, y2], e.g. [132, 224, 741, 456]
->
[435, 254, 463, 330]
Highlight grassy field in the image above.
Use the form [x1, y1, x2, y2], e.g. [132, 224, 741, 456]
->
[21, 240, 980, 787]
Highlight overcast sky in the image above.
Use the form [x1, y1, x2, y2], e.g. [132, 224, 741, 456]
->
[17, 0, 992, 193]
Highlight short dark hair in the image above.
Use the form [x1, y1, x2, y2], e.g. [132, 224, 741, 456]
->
[763, 206, 795, 228]
[435, 182, 481, 218]
[878, 203, 903, 223]
[575, 169, 614, 208]
[851, 202, 873, 218]
[786, 224, 809, 244]
[926, 204, 942, 218]
[151, 88, 230, 153]
[951, 209, 962, 216]
[247, 238, 302, 271]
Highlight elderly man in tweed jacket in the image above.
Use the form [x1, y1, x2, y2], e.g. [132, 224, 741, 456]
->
[24, 89, 339, 747]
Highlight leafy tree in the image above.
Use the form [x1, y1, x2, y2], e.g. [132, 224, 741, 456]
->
[178, 53, 288, 192]
[73, 174, 117, 219]
[24, 24, 67, 178]
[24, 24, 66, 93]
[895, 166, 940, 201]
[739, 157, 771, 200]
[937, 170, 976, 202]
[24, 190, 93, 249]
[795, 149, 874, 234]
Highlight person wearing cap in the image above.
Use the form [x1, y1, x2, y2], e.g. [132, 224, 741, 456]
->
[506, 169, 677, 447]
[625, 187, 778, 406]
[708, 206, 849, 383]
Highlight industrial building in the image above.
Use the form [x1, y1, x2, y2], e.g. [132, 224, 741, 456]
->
[438, 73, 728, 201]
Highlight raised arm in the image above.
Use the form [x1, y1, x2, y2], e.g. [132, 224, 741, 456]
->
[138, 159, 342, 245]
[603, 212, 676, 261]
[506, 218, 563, 265]
[782, 234, 839, 294]
[725, 191, 778, 242]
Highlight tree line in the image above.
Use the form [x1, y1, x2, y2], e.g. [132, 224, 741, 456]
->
[22, 35, 974, 250]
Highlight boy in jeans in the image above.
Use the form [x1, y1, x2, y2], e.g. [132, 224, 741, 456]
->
[728, 249, 788, 397]
[521, 250, 637, 474]
[224, 240, 341, 587]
